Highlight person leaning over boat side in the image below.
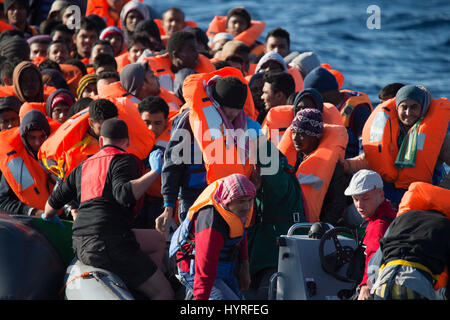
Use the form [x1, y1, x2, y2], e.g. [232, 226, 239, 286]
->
[344, 169, 396, 300]
[170, 173, 255, 300]
[42, 118, 174, 300]
[371, 182, 450, 300]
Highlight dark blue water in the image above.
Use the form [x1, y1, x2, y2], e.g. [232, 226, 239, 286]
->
[145, 0, 450, 104]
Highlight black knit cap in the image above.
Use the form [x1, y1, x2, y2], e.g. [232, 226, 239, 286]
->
[100, 118, 129, 139]
[4, 0, 29, 14]
[213, 76, 247, 109]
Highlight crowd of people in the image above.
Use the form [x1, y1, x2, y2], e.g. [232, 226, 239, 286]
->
[0, 0, 449, 301]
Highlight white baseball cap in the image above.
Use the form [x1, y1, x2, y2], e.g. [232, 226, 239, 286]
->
[344, 169, 383, 196]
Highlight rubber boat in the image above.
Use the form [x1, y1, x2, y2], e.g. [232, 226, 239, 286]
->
[0, 214, 69, 299]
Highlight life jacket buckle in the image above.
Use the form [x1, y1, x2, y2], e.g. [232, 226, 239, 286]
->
[293, 212, 301, 223]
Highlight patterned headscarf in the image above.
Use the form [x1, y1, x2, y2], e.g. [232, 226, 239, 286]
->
[213, 174, 256, 207]
[290, 108, 324, 138]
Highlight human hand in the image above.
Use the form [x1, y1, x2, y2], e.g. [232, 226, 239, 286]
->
[41, 214, 66, 229]
[149, 149, 163, 174]
[155, 206, 174, 234]
[71, 208, 78, 220]
[357, 285, 373, 300]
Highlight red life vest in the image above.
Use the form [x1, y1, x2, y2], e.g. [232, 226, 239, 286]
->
[81, 145, 143, 216]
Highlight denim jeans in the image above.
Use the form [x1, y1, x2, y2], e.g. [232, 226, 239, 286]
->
[178, 267, 245, 300]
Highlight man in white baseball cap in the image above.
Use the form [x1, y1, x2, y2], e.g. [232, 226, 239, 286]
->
[344, 169, 397, 300]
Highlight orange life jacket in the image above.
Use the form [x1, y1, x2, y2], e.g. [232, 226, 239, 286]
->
[397, 181, 450, 289]
[143, 52, 216, 92]
[187, 178, 253, 238]
[277, 104, 344, 167]
[153, 19, 198, 48]
[397, 182, 450, 218]
[38, 102, 155, 179]
[321, 63, 345, 89]
[294, 124, 348, 222]
[183, 67, 261, 184]
[0, 127, 51, 210]
[206, 16, 266, 62]
[362, 97, 450, 189]
[0, 86, 16, 97]
[115, 51, 130, 73]
[60, 64, 83, 97]
[339, 89, 373, 128]
[97, 80, 141, 104]
[158, 88, 182, 111]
[86, 0, 138, 28]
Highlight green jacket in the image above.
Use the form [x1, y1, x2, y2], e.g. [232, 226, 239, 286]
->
[247, 154, 305, 276]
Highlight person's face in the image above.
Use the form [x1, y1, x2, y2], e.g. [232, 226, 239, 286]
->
[173, 39, 198, 70]
[95, 64, 116, 76]
[261, 82, 284, 110]
[48, 43, 70, 64]
[74, 29, 99, 58]
[51, 102, 70, 123]
[30, 43, 48, 61]
[265, 36, 289, 58]
[0, 110, 19, 131]
[137, 69, 160, 99]
[292, 130, 319, 155]
[225, 53, 249, 74]
[52, 31, 74, 51]
[125, 10, 143, 33]
[249, 77, 265, 112]
[7, 2, 27, 29]
[221, 106, 242, 122]
[162, 10, 185, 36]
[397, 99, 422, 129]
[226, 15, 249, 37]
[104, 33, 123, 56]
[128, 42, 148, 63]
[19, 69, 41, 100]
[352, 188, 384, 219]
[141, 111, 167, 138]
[88, 118, 104, 137]
[26, 129, 47, 154]
[227, 196, 254, 218]
[296, 96, 316, 110]
[90, 44, 114, 64]
[82, 82, 98, 98]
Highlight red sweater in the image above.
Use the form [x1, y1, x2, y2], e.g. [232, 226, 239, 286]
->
[360, 200, 396, 286]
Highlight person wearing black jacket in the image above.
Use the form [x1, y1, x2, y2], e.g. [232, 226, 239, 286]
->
[42, 118, 174, 300]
